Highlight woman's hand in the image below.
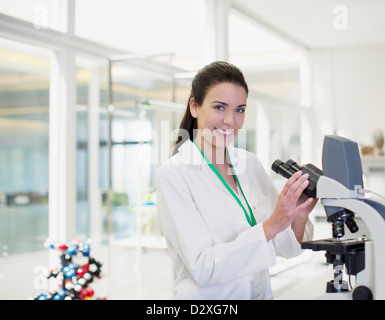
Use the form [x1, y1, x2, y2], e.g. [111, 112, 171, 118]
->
[291, 193, 318, 243]
[263, 171, 317, 242]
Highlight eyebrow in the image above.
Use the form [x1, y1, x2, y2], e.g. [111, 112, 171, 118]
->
[212, 101, 247, 108]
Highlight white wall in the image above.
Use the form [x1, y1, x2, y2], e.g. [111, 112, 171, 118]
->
[310, 44, 385, 165]
[333, 44, 385, 145]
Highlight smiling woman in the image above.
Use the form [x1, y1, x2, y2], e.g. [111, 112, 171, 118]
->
[156, 61, 315, 300]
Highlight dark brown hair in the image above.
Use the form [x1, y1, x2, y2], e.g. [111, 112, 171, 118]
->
[173, 61, 248, 154]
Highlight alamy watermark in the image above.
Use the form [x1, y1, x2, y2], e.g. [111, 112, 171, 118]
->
[33, 4, 49, 30]
[333, 5, 348, 30]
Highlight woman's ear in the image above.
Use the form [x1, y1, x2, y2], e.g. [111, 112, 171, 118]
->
[189, 98, 198, 118]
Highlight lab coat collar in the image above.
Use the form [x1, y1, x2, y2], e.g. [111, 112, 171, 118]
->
[177, 139, 245, 168]
[177, 139, 206, 166]
[177, 139, 249, 196]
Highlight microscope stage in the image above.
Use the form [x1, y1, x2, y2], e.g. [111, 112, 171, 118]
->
[301, 238, 367, 254]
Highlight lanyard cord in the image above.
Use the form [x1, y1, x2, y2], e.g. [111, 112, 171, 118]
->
[193, 141, 256, 227]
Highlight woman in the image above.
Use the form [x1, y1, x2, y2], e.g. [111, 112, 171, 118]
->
[156, 61, 317, 299]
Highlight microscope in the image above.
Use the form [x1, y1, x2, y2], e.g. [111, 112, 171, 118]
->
[272, 135, 385, 300]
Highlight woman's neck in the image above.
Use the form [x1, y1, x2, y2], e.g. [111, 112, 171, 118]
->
[194, 136, 227, 166]
[194, 135, 238, 193]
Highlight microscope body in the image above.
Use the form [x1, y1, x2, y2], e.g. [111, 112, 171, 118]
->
[310, 178, 385, 299]
[308, 135, 385, 300]
[272, 135, 385, 299]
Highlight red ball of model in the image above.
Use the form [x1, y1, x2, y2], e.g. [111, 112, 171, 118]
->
[76, 267, 85, 277]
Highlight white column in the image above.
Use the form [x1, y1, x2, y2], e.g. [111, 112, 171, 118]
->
[299, 51, 313, 163]
[309, 49, 335, 164]
[204, 0, 230, 63]
[256, 101, 270, 170]
[88, 68, 102, 241]
[66, 0, 75, 35]
[49, 49, 76, 242]
[300, 112, 312, 163]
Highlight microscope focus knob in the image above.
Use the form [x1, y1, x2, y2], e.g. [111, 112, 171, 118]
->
[352, 286, 373, 300]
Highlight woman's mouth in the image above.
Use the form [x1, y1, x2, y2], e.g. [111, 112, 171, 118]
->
[215, 128, 234, 136]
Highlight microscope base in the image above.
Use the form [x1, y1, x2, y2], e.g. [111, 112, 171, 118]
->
[301, 238, 368, 298]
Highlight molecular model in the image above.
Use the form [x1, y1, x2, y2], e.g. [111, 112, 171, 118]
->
[32, 239, 106, 300]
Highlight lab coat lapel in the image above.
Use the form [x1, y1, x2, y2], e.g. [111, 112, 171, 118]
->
[178, 139, 205, 166]
[177, 140, 237, 196]
[226, 144, 250, 199]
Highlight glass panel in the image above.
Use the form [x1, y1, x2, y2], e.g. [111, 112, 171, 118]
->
[97, 109, 154, 242]
[0, 0, 68, 32]
[99, 60, 179, 242]
[110, 114, 153, 241]
[75, 61, 110, 241]
[111, 63, 174, 104]
[0, 41, 50, 255]
[173, 76, 194, 105]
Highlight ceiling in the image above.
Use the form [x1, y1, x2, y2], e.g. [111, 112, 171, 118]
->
[232, 0, 385, 49]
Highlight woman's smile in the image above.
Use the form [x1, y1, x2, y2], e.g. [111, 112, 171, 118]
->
[215, 128, 234, 135]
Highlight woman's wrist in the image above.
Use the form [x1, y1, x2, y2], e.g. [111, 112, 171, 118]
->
[291, 215, 309, 243]
[262, 219, 278, 243]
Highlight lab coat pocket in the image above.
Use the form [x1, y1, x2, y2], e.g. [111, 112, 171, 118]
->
[250, 196, 271, 224]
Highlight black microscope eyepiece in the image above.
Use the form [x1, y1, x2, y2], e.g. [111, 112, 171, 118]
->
[271, 160, 297, 179]
[286, 159, 301, 172]
[271, 159, 323, 198]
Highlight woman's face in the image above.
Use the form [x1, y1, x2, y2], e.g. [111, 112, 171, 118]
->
[190, 82, 247, 149]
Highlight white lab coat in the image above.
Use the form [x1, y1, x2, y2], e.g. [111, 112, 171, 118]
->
[156, 139, 313, 300]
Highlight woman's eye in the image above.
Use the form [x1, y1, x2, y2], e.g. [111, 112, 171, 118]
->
[236, 108, 245, 113]
[215, 105, 224, 111]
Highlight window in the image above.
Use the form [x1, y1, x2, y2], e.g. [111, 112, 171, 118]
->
[76, 65, 92, 239]
[105, 61, 176, 242]
[0, 40, 51, 255]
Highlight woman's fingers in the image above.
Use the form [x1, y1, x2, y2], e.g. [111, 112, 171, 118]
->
[290, 175, 309, 202]
[281, 171, 310, 205]
[271, 170, 318, 238]
[281, 171, 302, 197]
[293, 197, 317, 216]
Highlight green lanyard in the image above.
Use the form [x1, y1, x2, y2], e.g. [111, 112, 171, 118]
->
[193, 141, 256, 227]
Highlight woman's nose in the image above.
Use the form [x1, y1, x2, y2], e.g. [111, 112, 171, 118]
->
[223, 111, 235, 126]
